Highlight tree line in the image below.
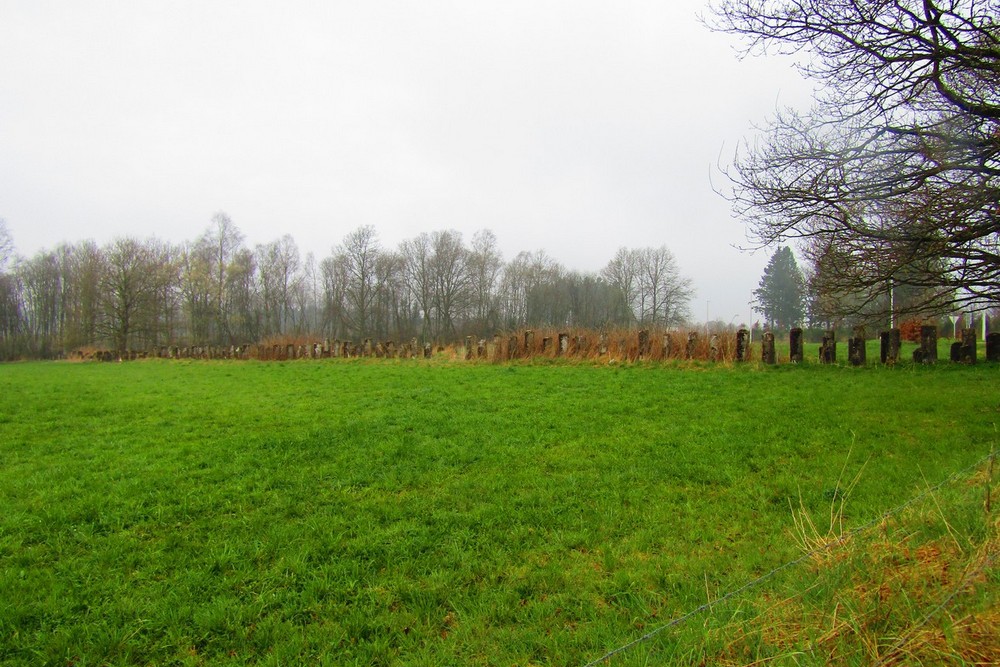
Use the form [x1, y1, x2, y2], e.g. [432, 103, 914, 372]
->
[0, 215, 694, 359]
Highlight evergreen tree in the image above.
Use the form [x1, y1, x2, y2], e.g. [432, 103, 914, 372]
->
[754, 246, 805, 330]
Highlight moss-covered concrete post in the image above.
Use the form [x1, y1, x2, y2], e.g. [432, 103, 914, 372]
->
[637, 330, 650, 358]
[987, 332, 1000, 362]
[879, 329, 900, 364]
[819, 331, 836, 364]
[960, 328, 977, 364]
[918, 325, 937, 364]
[848, 328, 866, 366]
[686, 332, 698, 359]
[789, 327, 804, 363]
[762, 331, 776, 365]
[735, 329, 749, 362]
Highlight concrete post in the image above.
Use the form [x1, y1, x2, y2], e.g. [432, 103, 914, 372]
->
[686, 332, 698, 359]
[637, 330, 650, 358]
[960, 328, 977, 364]
[879, 329, 900, 364]
[736, 329, 749, 362]
[789, 327, 804, 363]
[820, 331, 836, 364]
[917, 325, 937, 364]
[762, 332, 776, 365]
[848, 328, 866, 366]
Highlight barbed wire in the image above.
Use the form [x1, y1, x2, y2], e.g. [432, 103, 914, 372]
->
[580, 449, 997, 667]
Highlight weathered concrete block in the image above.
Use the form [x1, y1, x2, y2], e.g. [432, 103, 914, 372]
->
[686, 332, 698, 359]
[987, 332, 1000, 362]
[789, 327, 803, 363]
[880, 329, 900, 364]
[819, 330, 836, 364]
[960, 328, 977, 364]
[848, 334, 866, 366]
[735, 329, 749, 362]
[919, 325, 937, 364]
[761, 332, 776, 365]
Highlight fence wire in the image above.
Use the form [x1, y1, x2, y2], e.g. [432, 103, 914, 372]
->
[580, 450, 997, 667]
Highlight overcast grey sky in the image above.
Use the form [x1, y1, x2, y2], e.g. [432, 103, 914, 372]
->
[1, 1, 812, 324]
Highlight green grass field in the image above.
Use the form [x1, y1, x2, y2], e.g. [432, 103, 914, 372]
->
[1, 358, 997, 666]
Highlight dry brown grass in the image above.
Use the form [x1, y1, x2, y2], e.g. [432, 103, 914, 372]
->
[701, 459, 999, 667]
[441, 327, 748, 364]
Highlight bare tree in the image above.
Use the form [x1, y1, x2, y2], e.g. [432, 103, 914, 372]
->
[99, 237, 162, 353]
[563, 271, 620, 328]
[339, 225, 381, 338]
[637, 246, 693, 327]
[467, 229, 504, 333]
[0, 219, 19, 357]
[498, 250, 564, 328]
[226, 246, 259, 343]
[319, 252, 348, 338]
[601, 246, 693, 327]
[179, 241, 214, 344]
[0, 271, 20, 359]
[429, 230, 469, 338]
[601, 247, 641, 326]
[255, 235, 301, 336]
[0, 219, 13, 273]
[299, 251, 319, 334]
[710, 0, 1000, 322]
[400, 232, 434, 340]
[372, 249, 406, 340]
[56, 241, 103, 350]
[17, 251, 61, 356]
[195, 211, 245, 343]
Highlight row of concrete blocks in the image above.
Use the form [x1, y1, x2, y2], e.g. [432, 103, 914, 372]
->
[74, 327, 1000, 364]
[71, 339, 438, 362]
[461, 330, 727, 360]
[752, 327, 999, 365]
